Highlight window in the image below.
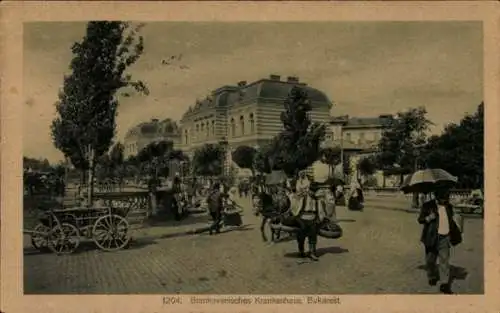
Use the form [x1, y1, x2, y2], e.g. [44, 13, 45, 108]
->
[185, 130, 188, 144]
[359, 132, 365, 143]
[345, 132, 351, 142]
[230, 118, 236, 136]
[212, 120, 215, 136]
[249, 113, 255, 133]
[196, 124, 199, 134]
[206, 122, 210, 138]
[240, 115, 245, 135]
[201, 122, 205, 135]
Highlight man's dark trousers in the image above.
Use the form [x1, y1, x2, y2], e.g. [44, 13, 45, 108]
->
[296, 218, 318, 255]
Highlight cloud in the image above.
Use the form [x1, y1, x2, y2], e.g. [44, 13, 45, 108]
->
[23, 21, 483, 162]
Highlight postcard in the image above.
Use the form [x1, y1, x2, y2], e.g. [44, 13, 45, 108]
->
[1, 2, 499, 313]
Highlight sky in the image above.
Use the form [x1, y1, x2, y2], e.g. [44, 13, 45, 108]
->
[23, 21, 483, 163]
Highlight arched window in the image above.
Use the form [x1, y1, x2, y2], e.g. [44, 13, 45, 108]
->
[240, 115, 245, 135]
[249, 113, 255, 133]
[206, 122, 210, 138]
[230, 118, 236, 137]
[185, 130, 188, 144]
[212, 120, 215, 136]
[201, 122, 205, 135]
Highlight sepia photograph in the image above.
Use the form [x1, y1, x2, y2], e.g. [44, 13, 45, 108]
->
[20, 20, 485, 296]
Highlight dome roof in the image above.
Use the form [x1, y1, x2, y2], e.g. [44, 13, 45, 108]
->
[181, 76, 333, 119]
[126, 118, 179, 138]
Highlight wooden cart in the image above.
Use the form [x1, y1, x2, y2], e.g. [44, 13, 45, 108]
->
[25, 205, 133, 255]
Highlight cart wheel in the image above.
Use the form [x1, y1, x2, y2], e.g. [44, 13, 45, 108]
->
[48, 223, 80, 255]
[31, 223, 50, 251]
[92, 214, 130, 251]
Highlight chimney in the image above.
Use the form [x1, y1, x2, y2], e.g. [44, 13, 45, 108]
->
[269, 74, 281, 81]
[237, 80, 247, 87]
[287, 76, 299, 83]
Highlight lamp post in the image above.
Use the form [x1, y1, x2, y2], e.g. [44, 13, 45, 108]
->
[412, 143, 426, 208]
[219, 139, 229, 178]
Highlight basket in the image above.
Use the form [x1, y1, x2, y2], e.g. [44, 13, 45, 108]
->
[318, 221, 343, 239]
[224, 211, 243, 226]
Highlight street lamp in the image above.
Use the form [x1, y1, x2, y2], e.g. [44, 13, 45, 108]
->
[219, 139, 229, 178]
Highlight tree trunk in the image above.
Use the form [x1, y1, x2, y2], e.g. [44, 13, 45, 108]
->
[382, 174, 386, 188]
[87, 145, 95, 208]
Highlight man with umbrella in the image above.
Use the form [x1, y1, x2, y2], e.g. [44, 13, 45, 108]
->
[402, 168, 463, 294]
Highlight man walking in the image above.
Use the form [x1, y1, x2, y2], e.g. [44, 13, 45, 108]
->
[418, 189, 462, 294]
[207, 182, 224, 235]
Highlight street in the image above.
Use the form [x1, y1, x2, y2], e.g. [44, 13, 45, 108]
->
[23, 196, 484, 294]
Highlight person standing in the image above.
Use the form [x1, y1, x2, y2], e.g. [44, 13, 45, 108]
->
[207, 182, 224, 235]
[291, 182, 326, 261]
[418, 189, 462, 294]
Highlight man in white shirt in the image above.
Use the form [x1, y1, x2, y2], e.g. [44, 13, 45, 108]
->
[417, 190, 457, 294]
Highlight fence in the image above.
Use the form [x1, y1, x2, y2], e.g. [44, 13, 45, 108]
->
[361, 187, 476, 204]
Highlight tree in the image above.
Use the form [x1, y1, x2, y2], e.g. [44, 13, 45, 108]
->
[253, 145, 273, 174]
[376, 107, 432, 183]
[192, 144, 225, 176]
[272, 86, 326, 177]
[320, 146, 342, 176]
[137, 140, 174, 179]
[422, 102, 483, 189]
[51, 22, 148, 204]
[231, 145, 257, 176]
[110, 142, 125, 167]
[357, 155, 377, 180]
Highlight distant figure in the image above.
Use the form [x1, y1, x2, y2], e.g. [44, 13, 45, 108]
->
[347, 178, 363, 211]
[172, 176, 183, 220]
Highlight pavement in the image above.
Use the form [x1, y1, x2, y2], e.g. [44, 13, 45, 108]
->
[23, 196, 484, 294]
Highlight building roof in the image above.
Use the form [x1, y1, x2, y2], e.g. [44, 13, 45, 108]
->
[330, 114, 393, 129]
[181, 75, 333, 120]
[125, 118, 181, 139]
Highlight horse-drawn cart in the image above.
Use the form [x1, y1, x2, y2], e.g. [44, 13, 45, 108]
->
[25, 205, 132, 255]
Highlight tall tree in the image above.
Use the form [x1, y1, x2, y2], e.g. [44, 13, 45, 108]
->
[231, 145, 257, 176]
[273, 86, 326, 177]
[423, 102, 483, 189]
[376, 107, 432, 183]
[51, 22, 149, 204]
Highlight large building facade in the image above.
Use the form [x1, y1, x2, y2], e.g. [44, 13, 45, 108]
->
[177, 74, 333, 176]
[123, 75, 395, 185]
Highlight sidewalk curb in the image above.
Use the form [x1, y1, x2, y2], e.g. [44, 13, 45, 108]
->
[366, 204, 483, 219]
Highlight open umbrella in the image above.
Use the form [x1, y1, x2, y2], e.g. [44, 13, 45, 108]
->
[400, 168, 457, 194]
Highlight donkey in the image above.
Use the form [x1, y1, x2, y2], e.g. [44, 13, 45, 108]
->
[253, 185, 291, 242]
